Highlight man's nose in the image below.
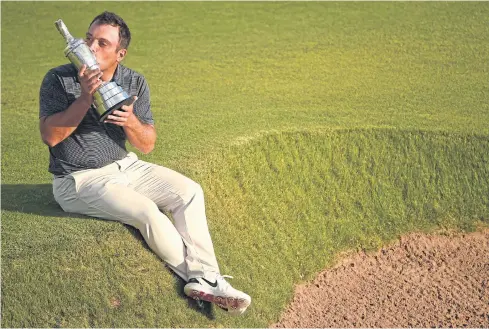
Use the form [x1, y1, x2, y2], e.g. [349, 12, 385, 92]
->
[88, 41, 98, 54]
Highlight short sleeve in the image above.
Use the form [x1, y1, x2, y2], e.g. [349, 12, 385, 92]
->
[39, 70, 69, 118]
[133, 76, 154, 125]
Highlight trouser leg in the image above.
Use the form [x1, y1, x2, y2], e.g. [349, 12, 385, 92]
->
[124, 160, 220, 281]
[53, 164, 189, 281]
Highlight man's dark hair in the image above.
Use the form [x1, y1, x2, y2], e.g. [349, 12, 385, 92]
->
[89, 11, 131, 50]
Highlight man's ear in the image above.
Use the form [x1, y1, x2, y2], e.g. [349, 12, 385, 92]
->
[117, 48, 127, 63]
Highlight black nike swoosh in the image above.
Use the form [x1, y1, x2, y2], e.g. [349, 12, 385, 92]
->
[202, 277, 218, 288]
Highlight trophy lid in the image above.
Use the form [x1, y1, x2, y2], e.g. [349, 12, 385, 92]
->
[55, 19, 74, 44]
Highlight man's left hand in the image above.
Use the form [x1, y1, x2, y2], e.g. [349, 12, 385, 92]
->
[104, 96, 138, 127]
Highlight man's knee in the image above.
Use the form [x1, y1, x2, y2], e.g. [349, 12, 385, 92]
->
[138, 202, 165, 224]
[181, 180, 204, 204]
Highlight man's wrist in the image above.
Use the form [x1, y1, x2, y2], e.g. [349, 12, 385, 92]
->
[77, 94, 93, 109]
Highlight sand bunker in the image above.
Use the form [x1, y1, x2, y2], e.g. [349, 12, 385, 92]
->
[271, 229, 489, 328]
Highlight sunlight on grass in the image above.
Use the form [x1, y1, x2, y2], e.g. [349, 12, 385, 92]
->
[197, 128, 489, 326]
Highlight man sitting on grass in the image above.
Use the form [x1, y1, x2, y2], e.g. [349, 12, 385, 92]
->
[39, 11, 251, 315]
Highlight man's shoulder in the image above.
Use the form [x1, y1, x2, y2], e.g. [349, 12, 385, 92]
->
[48, 63, 78, 77]
[43, 63, 78, 87]
[119, 64, 144, 77]
[118, 64, 147, 84]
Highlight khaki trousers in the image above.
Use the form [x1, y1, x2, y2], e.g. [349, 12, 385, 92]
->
[53, 152, 220, 282]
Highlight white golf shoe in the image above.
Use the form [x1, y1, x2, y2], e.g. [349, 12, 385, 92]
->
[184, 274, 251, 315]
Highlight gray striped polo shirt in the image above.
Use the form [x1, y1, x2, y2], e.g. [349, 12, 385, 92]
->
[39, 63, 154, 176]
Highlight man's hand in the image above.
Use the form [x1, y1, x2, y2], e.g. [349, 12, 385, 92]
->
[39, 65, 102, 147]
[103, 95, 155, 153]
[104, 96, 138, 127]
[79, 64, 103, 105]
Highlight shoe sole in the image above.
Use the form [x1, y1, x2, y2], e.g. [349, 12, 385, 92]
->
[186, 288, 250, 312]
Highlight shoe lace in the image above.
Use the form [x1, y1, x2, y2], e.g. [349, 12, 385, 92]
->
[216, 274, 234, 291]
[220, 274, 234, 280]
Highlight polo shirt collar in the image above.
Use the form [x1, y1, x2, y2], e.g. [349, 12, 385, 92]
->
[112, 63, 124, 85]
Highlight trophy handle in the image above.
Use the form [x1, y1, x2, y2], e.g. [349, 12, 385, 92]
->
[55, 19, 74, 43]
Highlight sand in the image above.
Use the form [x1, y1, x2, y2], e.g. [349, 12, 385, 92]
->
[271, 229, 489, 328]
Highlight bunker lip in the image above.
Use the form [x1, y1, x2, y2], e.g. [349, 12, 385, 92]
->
[271, 228, 489, 328]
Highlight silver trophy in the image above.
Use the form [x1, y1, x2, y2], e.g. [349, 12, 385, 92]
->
[55, 19, 134, 122]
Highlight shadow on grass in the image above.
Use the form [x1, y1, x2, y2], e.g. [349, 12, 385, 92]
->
[2, 183, 84, 218]
[2, 183, 216, 319]
[169, 269, 216, 320]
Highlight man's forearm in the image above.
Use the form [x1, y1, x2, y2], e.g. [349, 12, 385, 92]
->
[123, 120, 156, 154]
[40, 96, 91, 147]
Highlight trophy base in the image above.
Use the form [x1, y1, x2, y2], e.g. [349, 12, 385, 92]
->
[92, 81, 135, 122]
[98, 96, 135, 122]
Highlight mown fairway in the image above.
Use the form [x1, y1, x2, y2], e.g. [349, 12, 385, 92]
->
[2, 2, 489, 327]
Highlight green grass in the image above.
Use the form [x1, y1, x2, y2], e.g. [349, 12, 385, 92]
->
[2, 1, 489, 327]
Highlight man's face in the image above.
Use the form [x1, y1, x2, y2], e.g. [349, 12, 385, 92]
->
[85, 22, 125, 72]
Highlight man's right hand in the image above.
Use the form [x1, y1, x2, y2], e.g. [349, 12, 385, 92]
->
[79, 64, 103, 104]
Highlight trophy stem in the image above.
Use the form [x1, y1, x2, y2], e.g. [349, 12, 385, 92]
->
[55, 19, 74, 43]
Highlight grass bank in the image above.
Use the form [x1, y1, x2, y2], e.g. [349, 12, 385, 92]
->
[3, 128, 488, 327]
[198, 128, 489, 324]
